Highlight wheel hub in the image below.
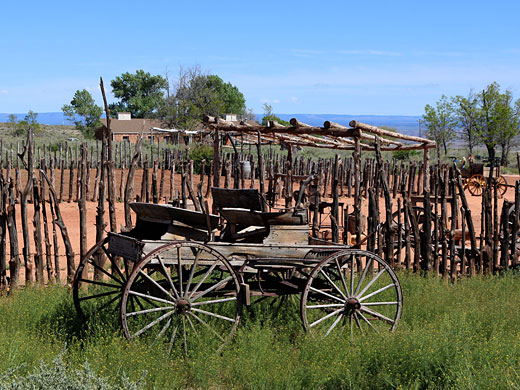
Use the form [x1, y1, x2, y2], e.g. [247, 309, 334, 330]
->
[345, 297, 360, 312]
[176, 299, 191, 314]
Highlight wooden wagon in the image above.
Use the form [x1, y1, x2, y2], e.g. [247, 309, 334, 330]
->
[461, 163, 508, 196]
[73, 188, 402, 356]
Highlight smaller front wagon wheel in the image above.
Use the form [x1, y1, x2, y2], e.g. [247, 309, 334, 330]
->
[301, 249, 402, 338]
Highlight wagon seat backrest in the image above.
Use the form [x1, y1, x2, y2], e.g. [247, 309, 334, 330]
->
[127, 202, 219, 242]
[211, 187, 270, 243]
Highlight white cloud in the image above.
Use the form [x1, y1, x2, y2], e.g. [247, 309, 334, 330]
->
[0, 89, 8, 94]
[289, 96, 300, 103]
[260, 98, 279, 104]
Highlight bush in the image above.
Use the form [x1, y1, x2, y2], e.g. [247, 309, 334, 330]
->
[0, 354, 144, 390]
[393, 149, 421, 160]
[189, 143, 213, 174]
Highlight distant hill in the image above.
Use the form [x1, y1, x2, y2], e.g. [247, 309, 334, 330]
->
[0, 112, 424, 137]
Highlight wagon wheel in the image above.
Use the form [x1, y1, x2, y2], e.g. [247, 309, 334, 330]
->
[73, 237, 130, 319]
[301, 249, 402, 337]
[120, 241, 242, 356]
[467, 174, 486, 196]
[497, 175, 508, 197]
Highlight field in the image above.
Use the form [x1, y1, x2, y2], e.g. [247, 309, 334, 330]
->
[0, 273, 519, 389]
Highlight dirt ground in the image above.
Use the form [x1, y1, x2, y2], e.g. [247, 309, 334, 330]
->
[4, 169, 519, 284]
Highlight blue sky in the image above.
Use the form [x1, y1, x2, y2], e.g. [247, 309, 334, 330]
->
[1, 0, 520, 116]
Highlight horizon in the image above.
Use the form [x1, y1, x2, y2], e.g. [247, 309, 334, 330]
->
[1, 1, 520, 116]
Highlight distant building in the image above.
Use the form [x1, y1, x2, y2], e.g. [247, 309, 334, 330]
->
[95, 112, 204, 144]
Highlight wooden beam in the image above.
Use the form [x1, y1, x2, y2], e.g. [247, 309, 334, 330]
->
[349, 120, 435, 145]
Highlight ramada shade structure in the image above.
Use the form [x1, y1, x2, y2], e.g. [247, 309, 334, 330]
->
[203, 116, 436, 152]
[203, 115, 437, 194]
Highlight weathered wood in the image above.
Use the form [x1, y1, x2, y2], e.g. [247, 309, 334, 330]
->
[39, 165, 53, 283]
[125, 136, 143, 228]
[32, 177, 44, 284]
[41, 170, 75, 283]
[19, 129, 34, 285]
[0, 179, 7, 290]
[7, 180, 20, 288]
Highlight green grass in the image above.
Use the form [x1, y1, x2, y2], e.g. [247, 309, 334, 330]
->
[0, 273, 519, 389]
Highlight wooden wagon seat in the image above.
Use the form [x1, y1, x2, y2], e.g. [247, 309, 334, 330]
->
[127, 202, 219, 240]
[211, 188, 308, 243]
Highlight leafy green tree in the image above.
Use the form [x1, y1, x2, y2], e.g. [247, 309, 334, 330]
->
[261, 103, 290, 126]
[475, 82, 520, 166]
[206, 75, 246, 115]
[62, 89, 102, 138]
[14, 110, 40, 136]
[110, 70, 168, 118]
[422, 95, 457, 154]
[454, 92, 479, 155]
[161, 66, 248, 129]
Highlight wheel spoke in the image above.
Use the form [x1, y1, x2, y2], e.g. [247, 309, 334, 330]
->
[357, 310, 380, 333]
[184, 249, 201, 298]
[354, 256, 373, 296]
[189, 312, 226, 342]
[350, 254, 355, 297]
[356, 268, 385, 298]
[167, 326, 178, 356]
[138, 270, 176, 301]
[128, 290, 176, 305]
[153, 318, 172, 345]
[324, 312, 343, 337]
[309, 308, 343, 328]
[186, 313, 199, 339]
[362, 301, 398, 306]
[359, 283, 395, 302]
[101, 245, 126, 281]
[156, 254, 180, 299]
[191, 297, 236, 306]
[320, 269, 348, 301]
[191, 276, 232, 302]
[131, 310, 175, 339]
[353, 312, 363, 334]
[309, 286, 345, 303]
[93, 294, 120, 314]
[188, 262, 219, 300]
[86, 257, 124, 285]
[79, 278, 121, 289]
[306, 303, 344, 309]
[360, 306, 395, 324]
[182, 316, 187, 355]
[335, 258, 350, 297]
[78, 289, 119, 301]
[191, 307, 236, 323]
[177, 247, 183, 297]
[126, 305, 176, 317]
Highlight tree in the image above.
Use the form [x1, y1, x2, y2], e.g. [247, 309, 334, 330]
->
[261, 103, 290, 126]
[474, 82, 520, 166]
[161, 66, 248, 129]
[110, 70, 168, 118]
[422, 95, 457, 154]
[62, 89, 102, 138]
[454, 92, 479, 154]
[206, 75, 246, 115]
[13, 110, 40, 136]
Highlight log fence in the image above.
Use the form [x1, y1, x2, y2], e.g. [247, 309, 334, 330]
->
[0, 129, 519, 292]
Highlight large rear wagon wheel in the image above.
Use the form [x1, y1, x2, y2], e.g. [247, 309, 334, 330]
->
[301, 249, 402, 337]
[467, 174, 486, 196]
[120, 241, 242, 356]
[73, 237, 130, 319]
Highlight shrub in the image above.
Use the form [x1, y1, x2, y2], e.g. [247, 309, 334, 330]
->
[393, 149, 421, 160]
[189, 143, 213, 174]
